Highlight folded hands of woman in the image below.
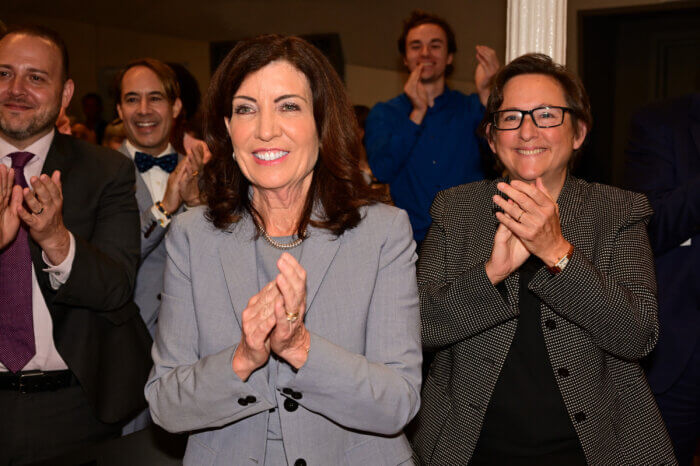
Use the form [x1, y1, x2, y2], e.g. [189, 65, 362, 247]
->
[233, 252, 311, 381]
[485, 178, 572, 285]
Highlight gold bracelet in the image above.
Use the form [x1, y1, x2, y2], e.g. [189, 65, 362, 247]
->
[155, 201, 173, 219]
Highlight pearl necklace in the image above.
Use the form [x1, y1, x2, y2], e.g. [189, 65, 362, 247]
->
[257, 222, 306, 250]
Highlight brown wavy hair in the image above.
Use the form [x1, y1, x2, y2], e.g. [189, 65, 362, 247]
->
[202, 34, 381, 236]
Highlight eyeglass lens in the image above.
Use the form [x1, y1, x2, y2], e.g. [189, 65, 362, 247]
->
[495, 107, 565, 129]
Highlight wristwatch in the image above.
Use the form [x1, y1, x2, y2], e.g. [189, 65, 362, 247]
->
[547, 244, 575, 275]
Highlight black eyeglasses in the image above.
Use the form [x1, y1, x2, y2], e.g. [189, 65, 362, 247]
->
[491, 106, 572, 130]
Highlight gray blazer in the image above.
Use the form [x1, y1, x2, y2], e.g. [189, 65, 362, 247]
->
[145, 203, 422, 466]
[118, 143, 181, 335]
[411, 176, 676, 465]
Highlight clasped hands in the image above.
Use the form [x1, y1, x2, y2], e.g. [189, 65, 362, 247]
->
[233, 252, 311, 381]
[485, 178, 572, 285]
[161, 140, 212, 213]
[404, 45, 500, 124]
[0, 165, 70, 265]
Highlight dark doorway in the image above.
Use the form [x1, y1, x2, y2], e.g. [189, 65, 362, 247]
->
[577, 2, 700, 187]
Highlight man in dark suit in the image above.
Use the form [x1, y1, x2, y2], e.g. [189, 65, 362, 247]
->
[626, 93, 700, 465]
[0, 26, 151, 464]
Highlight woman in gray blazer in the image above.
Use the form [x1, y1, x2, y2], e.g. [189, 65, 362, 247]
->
[412, 54, 676, 465]
[145, 35, 422, 466]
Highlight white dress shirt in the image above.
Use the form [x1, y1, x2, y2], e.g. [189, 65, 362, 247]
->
[0, 130, 74, 371]
[124, 140, 174, 202]
[124, 140, 177, 226]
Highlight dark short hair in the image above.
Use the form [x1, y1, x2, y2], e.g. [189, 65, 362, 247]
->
[2, 25, 70, 82]
[202, 34, 380, 236]
[397, 10, 457, 76]
[82, 92, 102, 107]
[479, 53, 593, 166]
[167, 62, 201, 120]
[114, 58, 180, 104]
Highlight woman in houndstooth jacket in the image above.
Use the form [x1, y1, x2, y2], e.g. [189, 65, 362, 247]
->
[411, 54, 677, 465]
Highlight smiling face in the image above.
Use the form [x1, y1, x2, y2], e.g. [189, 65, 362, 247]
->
[488, 73, 587, 195]
[403, 23, 453, 84]
[117, 65, 181, 155]
[225, 60, 318, 203]
[0, 33, 74, 149]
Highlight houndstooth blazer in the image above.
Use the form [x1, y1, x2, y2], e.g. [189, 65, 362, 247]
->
[411, 175, 677, 466]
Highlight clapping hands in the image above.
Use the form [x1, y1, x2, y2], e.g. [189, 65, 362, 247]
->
[232, 253, 310, 381]
[486, 178, 571, 284]
[0, 165, 21, 250]
[475, 45, 500, 105]
[0, 167, 71, 264]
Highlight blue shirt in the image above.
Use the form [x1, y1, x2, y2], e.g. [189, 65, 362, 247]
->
[365, 88, 486, 241]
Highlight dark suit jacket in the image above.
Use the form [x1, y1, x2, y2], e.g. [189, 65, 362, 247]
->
[625, 93, 700, 394]
[29, 133, 152, 424]
[412, 176, 676, 465]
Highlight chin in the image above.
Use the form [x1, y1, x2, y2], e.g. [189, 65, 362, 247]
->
[509, 167, 544, 181]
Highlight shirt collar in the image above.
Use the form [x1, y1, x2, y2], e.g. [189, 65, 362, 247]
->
[432, 85, 453, 109]
[0, 129, 54, 166]
[125, 140, 175, 160]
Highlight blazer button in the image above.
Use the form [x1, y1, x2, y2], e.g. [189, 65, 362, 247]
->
[294, 459, 306, 466]
[284, 398, 299, 412]
[282, 387, 294, 395]
[237, 398, 248, 406]
[574, 412, 587, 423]
[291, 391, 302, 400]
[269, 408, 276, 413]
[545, 319, 556, 329]
[245, 395, 257, 403]
[157, 293, 162, 301]
[557, 368, 570, 377]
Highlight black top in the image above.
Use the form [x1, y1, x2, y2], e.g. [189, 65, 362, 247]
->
[470, 256, 586, 465]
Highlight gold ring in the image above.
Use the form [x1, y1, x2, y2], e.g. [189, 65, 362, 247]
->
[516, 211, 524, 222]
[285, 312, 299, 322]
[192, 170, 199, 176]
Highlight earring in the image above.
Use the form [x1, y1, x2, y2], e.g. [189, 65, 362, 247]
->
[232, 150, 236, 160]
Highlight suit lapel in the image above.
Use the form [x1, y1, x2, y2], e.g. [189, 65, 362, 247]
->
[134, 172, 152, 208]
[555, 174, 584, 243]
[118, 142, 155, 209]
[41, 133, 75, 177]
[299, 223, 340, 315]
[219, 215, 259, 325]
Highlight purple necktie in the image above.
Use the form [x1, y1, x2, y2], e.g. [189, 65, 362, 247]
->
[0, 151, 35, 373]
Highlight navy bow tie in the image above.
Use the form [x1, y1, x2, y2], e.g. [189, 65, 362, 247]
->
[134, 151, 178, 173]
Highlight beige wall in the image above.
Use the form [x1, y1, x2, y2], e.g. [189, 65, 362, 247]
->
[1, 13, 209, 118]
[2, 0, 682, 114]
[346, 64, 478, 107]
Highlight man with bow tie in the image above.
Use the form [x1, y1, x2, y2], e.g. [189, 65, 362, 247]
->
[115, 58, 203, 337]
[115, 58, 203, 435]
[0, 26, 151, 464]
